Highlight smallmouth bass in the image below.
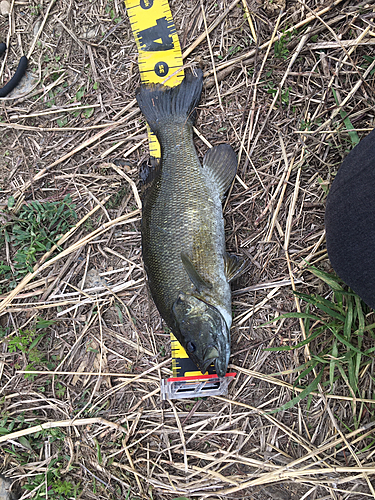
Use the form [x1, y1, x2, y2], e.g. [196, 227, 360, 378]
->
[136, 69, 242, 377]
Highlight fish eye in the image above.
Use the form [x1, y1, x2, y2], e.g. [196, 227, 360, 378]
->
[186, 341, 196, 353]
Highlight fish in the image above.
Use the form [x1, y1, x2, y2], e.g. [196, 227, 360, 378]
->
[136, 68, 242, 377]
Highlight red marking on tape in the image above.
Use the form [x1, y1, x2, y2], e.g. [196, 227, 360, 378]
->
[167, 372, 236, 382]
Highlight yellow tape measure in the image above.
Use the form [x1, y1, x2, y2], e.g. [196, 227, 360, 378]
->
[125, 0, 184, 159]
[125, 0, 206, 378]
[171, 332, 214, 378]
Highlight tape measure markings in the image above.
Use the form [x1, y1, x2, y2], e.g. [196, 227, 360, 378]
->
[171, 332, 212, 378]
[125, 0, 183, 87]
[125, 0, 184, 158]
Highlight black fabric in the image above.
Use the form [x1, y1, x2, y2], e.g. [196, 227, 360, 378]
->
[325, 128, 375, 309]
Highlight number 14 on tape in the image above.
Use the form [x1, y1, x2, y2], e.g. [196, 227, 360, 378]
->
[125, 0, 184, 157]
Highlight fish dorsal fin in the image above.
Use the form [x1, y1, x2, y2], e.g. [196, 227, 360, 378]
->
[203, 144, 238, 199]
[224, 253, 246, 282]
[181, 252, 211, 292]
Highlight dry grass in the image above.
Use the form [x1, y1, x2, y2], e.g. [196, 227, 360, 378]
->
[0, 0, 375, 498]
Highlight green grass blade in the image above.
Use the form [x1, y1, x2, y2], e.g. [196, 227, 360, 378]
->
[330, 339, 338, 390]
[355, 295, 365, 349]
[264, 346, 293, 352]
[294, 326, 327, 349]
[354, 295, 365, 387]
[337, 364, 357, 399]
[294, 362, 318, 386]
[343, 298, 353, 341]
[28, 333, 46, 351]
[307, 265, 345, 291]
[265, 325, 327, 352]
[332, 88, 360, 147]
[332, 329, 366, 355]
[268, 369, 323, 414]
[294, 292, 345, 321]
[304, 303, 311, 338]
[348, 356, 358, 397]
[261, 311, 328, 326]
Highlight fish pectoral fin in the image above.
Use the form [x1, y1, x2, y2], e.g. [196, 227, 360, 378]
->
[224, 253, 247, 282]
[181, 252, 212, 292]
[202, 144, 238, 199]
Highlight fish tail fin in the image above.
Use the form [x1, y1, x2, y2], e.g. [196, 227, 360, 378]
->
[136, 68, 203, 134]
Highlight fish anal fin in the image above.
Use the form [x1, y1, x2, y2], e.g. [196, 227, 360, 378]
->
[224, 253, 246, 282]
[181, 252, 211, 292]
[203, 144, 237, 199]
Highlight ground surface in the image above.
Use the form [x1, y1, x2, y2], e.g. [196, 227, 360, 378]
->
[0, 0, 375, 499]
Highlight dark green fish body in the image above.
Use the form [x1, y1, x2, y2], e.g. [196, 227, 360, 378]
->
[137, 69, 240, 376]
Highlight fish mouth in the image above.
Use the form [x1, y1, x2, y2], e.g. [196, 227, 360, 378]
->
[200, 345, 220, 374]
